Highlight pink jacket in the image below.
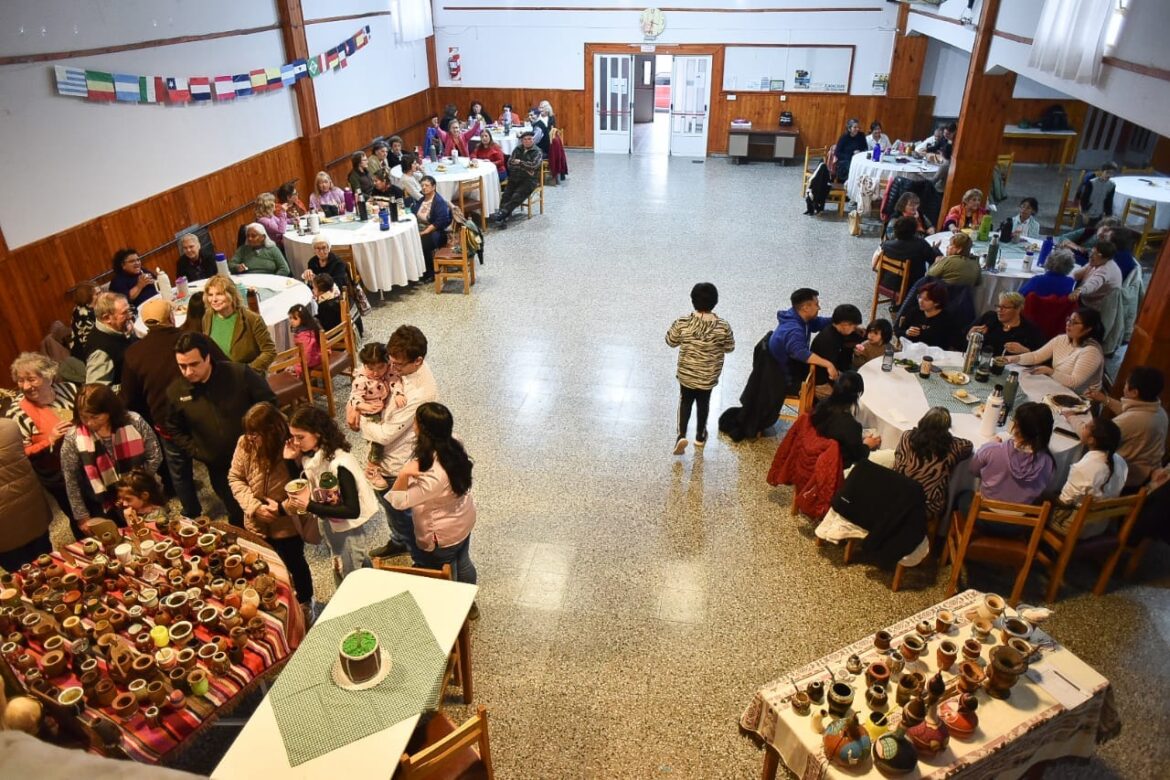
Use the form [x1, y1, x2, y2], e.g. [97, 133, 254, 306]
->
[388, 461, 476, 551]
[258, 213, 289, 246]
[292, 329, 321, 375]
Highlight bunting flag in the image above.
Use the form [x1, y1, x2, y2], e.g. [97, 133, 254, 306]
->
[52, 25, 370, 104]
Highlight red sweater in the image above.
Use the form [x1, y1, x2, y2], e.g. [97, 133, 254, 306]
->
[473, 144, 507, 175]
[766, 413, 844, 520]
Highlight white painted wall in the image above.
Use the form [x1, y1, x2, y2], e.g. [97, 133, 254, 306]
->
[432, 1, 899, 94]
[920, 37, 969, 117]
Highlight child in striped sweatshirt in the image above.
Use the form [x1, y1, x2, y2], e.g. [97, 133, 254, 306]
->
[666, 283, 735, 455]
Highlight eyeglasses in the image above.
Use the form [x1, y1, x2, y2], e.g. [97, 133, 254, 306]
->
[1066, 317, 1083, 325]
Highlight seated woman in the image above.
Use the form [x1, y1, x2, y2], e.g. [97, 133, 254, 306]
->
[853, 319, 893, 368]
[254, 192, 289, 249]
[894, 407, 974, 518]
[874, 215, 939, 290]
[440, 118, 484, 158]
[60, 383, 163, 529]
[941, 188, 989, 231]
[400, 153, 424, 209]
[176, 233, 217, 282]
[308, 171, 346, 215]
[107, 248, 158, 307]
[896, 281, 962, 350]
[415, 175, 451, 283]
[967, 291, 1046, 356]
[348, 151, 374, 197]
[232, 223, 291, 277]
[386, 135, 406, 170]
[866, 121, 892, 151]
[301, 236, 350, 290]
[370, 171, 403, 203]
[467, 100, 493, 127]
[886, 192, 934, 237]
[810, 371, 881, 468]
[201, 275, 277, 371]
[1047, 418, 1127, 537]
[833, 118, 869, 182]
[926, 232, 981, 288]
[969, 402, 1055, 505]
[1003, 307, 1105, 394]
[1019, 248, 1077, 298]
[472, 129, 508, 182]
[276, 181, 306, 219]
[1008, 197, 1041, 241]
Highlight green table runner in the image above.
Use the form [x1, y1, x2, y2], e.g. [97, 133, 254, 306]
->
[269, 591, 447, 766]
[913, 364, 1031, 416]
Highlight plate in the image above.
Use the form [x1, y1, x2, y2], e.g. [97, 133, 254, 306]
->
[330, 647, 393, 691]
[941, 371, 970, 385]
[1043, 393, 1090, 415]
[952, 391, 981, 405]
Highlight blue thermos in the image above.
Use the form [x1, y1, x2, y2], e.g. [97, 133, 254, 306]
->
[1037, 236, 1054, 266]
[379, 208, 390, 231]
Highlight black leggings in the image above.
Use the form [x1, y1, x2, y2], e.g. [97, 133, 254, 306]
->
[268, 535, 314, 605]
[677, 385, 712, 440]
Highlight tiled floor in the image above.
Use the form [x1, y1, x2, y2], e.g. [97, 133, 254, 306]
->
[70, 152, 1167, 777]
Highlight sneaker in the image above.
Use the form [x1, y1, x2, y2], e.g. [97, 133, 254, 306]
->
[468, 601, 480, 621]
[673, 437, 688, 455]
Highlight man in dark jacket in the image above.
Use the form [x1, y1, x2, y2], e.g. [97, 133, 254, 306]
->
[121, 299, 227, 518]
[164, 332, 275, 523]
[488, 131, 543, 228]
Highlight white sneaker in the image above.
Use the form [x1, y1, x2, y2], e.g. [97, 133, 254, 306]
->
[673, 437, 687, 455]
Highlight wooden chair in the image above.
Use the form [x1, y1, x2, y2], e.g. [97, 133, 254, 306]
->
[308, 296, 356, 415]
[433, 227, 477, 295]
[331, 244, 364, 294]
[519, 168, 545, 219]
[456, 177, 487, 231]
[778, 364, 816, 424]
[870, 254, 911, 321]
[371, 561, 474, 704]
[1052, 177, 1082, 236]
[995, 153, 1015, 188]
[1120, 200, 1167, 257]
[266, 343, 313, 411]
[1035, 490, 1148, 602]
[398, 706, 494, 780]
[941, 494, 1052, 606]
[1120, 165, 1156, 175]
[801, 146, 829, 196]
[843, 512, 939, 592]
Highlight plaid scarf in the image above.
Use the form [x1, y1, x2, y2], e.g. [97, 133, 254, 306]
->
[75, 421, 146, 509]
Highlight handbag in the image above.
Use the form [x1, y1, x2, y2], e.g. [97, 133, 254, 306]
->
[848, 209, 862, 237]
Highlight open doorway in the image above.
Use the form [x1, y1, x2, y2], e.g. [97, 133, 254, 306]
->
[633, 54, 672, 154]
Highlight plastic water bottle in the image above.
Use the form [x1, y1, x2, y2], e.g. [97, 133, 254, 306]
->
[379, 208, 390, 231]
[872, 143, 882, 162]
[343, 188, 355, 214]
[215, 253, 230, 277]
[1037, 236, 1054, 267]
[155, 267, 172, 300]
[982, 385, 1004, 437]
[881, 344, 895, 372]
[176, 276, 188, 300]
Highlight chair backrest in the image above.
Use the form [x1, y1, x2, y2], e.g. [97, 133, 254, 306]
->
[268, 342, 309, 376]
[996, 153, 1014, 185]
[875, 254, 911, 296]
[399, 706, 494, 780]
[458, 177, 484, 210]
[1120, 165, 1155, 175]
[1023, 293, 1079, 339]
[1121, 200, 1155, 230]
[372, 562, 454, 580]
[796, 365, 816, 416]
[1060, 491, 1145, 543]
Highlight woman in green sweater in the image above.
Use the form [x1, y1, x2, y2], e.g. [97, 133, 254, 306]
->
[232, 223, 290, 277]
[200, 275, 277, 371]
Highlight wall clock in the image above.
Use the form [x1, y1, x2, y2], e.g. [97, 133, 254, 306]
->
[640, 8, 665, 40]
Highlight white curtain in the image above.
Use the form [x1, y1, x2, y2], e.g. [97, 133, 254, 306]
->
[391, 0, 433, 43]
[1028, 0, 1114, 85]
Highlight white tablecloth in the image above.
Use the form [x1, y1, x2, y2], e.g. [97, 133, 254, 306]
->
[213, 568, 477, 779]
[423, 159, 501, 216]
[926, 231, 1045, 317]
[132, 273, 312, 352]
[285, 217, 426, 293]
[1112, 175, 1170, 230]
[856, 349, 1084, 501]
[490, 125, 527, 155]
[846, 151, 940, 209]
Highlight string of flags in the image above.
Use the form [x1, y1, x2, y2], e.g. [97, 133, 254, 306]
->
[53, 26, 370, 104]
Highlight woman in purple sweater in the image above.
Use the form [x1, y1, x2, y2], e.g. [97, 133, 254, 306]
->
[969, 402, 1055, 505]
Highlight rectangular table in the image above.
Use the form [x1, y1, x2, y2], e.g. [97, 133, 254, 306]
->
[213, 568, 476, 778]
[741, 590, 1119, 780]
[1003, 125, 1079, 170]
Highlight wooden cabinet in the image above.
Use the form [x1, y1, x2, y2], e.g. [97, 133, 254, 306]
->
[728, 126, 799, 164]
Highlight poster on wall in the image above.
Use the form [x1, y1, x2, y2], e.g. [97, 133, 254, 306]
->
[871, 73, 889, 96]
[447, 47, 461, 82]
[793, 69, 811, 90]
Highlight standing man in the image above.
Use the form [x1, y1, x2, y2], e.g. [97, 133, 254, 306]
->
[360, 325, 439, 558]
[768, 288, 840, 391]
[164, 333, 276, 523]
[488, 131, 543, 229]
[84, 291, 135, 386]
[121, 299, 226, 519]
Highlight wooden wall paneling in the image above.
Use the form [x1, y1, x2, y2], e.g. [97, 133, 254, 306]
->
[432, 87, 590, 148]
[913, 95, 936, 142]
[1116, 237, 1170, 426]
[888, 4, 928, 100]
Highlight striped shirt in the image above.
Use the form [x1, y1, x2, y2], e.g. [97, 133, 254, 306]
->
[666, 313, 735, 390]
[894, 430, 973, 517]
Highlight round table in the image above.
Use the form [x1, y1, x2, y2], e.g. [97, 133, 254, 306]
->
[926, 231, 1046, 316]
[284, 217, 426, 293]
[845, 151, 940, 209]
[856, 349, 1084, 505]
[1112, 175, 1170, 230]
[133, 273, 312, 351]
[422, 158, 501, 216]
[490, 125, 528, 155]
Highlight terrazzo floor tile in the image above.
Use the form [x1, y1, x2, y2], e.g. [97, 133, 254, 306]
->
[56, 151, 1167, 778]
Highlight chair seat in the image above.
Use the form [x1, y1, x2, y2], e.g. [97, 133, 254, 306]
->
[405, 713, 488, 780]
[326, 347, 351, 375]
[965, 535, 1031, 565]
[267, 371, 308, 406]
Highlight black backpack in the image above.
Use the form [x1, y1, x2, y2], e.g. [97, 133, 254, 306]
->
[1038, 104, 1071, 132]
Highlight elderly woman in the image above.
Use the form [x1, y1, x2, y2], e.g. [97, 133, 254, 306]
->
[415, 175, 451, 282]
[386, 135, 406, 169]
[886, 192, 934, 237]
[232, 223, 290, 276]
[300, 236, 350, 290]
[925, 232, 981, 288]
[1020, 248, 1077, 298]
[942, 188, 989, 231]
[866, 121, 892, 151]
[968, 292, 1047, 356]
[1004, 307, 1105, 393]
[8, 353, 83, 539]
[308, 171, 346, 214]
[0, 418, 55, 570]
[107, 248, 158, 307]
[254, 192, 289, 249]
[201, 275, 277, 371]
[60, 383, 162, 528]
[176, 233, 217, 281]
[896, 281, 962, 350]
[440, 117, 483, 159]
[472, 129, 508, 181]
[348, 151, 374, 197]
[833, 118, 869, 181]
[367, 140, 391, 181]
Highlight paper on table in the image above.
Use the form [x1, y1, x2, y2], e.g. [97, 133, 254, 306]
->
[1026, 652, 1095, 710]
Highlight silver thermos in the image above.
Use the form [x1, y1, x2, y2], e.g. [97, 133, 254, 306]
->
[962, 331, 984, 374]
